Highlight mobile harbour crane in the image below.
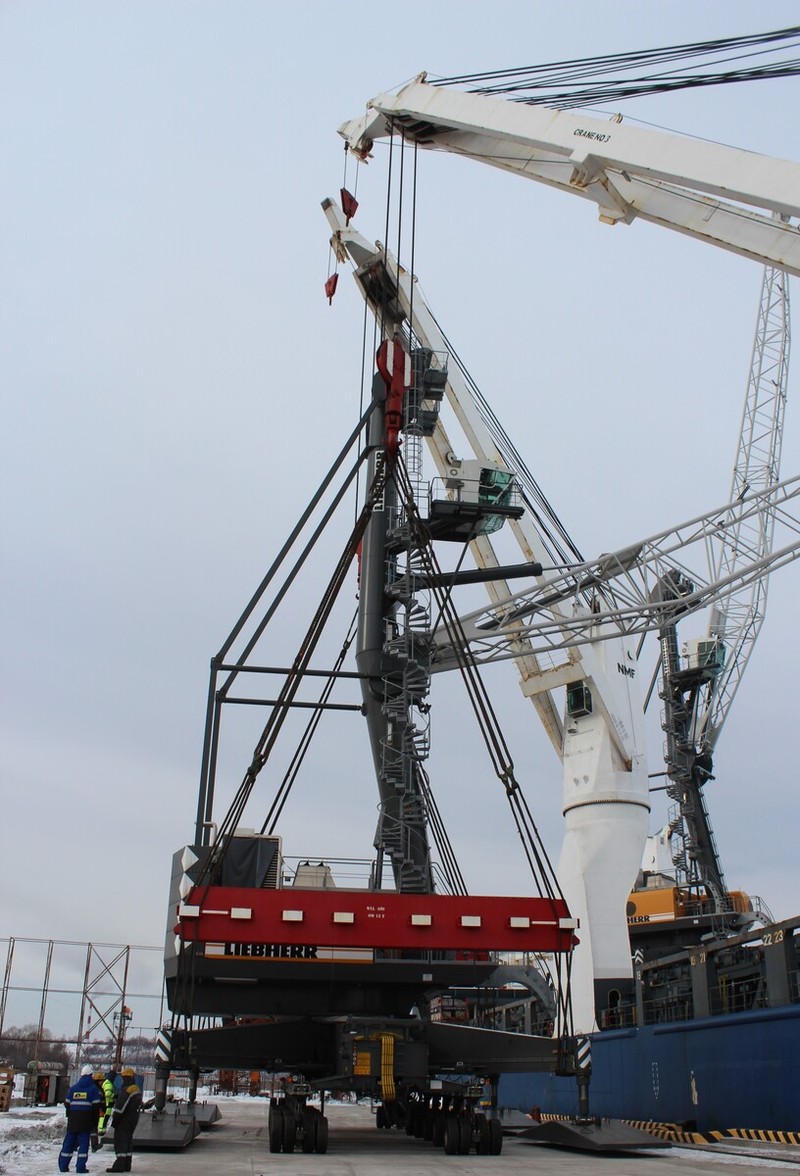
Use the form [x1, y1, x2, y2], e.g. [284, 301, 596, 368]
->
[155, 56, 800, 1152]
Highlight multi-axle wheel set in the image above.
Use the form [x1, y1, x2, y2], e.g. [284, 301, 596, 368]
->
[267, 1088, 502, 1157]
[378, 1094, 503, 1156]
[268, 1091, 329, 1154]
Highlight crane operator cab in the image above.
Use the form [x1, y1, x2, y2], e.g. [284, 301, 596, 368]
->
[427, 458, 523, 541]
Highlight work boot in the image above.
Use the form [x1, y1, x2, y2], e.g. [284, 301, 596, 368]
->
[106, 1159, 127, 1173]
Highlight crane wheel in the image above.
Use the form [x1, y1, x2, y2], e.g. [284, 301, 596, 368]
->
[443, 1117, 460, 1155]
[268, 1104, 284, 1153]
[314, 1114, 329, 1154]
[282, 1112, 297, 1153]
[301, 1108, 317, 1153]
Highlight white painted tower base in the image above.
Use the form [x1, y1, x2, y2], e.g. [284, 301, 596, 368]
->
[556, 636, 650, 1033]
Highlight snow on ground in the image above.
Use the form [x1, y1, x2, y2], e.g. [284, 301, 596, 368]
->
[0, 1106, 66, 1176]
[0, 1093, 280, 1175]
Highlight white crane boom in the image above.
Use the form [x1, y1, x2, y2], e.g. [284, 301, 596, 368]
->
[699, 268, 792, 750]
[325, 198, 570, 759]
[339, 76, 800, 275]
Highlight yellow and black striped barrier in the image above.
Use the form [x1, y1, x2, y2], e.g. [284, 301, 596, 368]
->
[623, 1120, 800, 1146]
[537, 1114, 800, 1147]
[710, 1127, 800, 1146]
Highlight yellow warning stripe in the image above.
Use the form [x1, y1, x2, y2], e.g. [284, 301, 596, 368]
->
[725, 1126, 800, 1144]
[621, 1120, 800, 1146]
[537, 1116, 800, 1146]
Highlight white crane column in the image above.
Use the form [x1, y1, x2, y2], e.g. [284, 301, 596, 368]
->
[556, 626, 649, 1031]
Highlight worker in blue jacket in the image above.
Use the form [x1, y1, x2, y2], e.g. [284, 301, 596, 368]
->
[59, 1064, 102, 1173]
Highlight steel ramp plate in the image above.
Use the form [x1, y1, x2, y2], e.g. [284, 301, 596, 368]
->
[104, 1107, 201, 1150]
[511, 1118, 670, 1152]
[188, 1100, 223, 1128]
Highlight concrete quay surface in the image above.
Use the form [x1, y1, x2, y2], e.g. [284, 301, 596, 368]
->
[110, 1100, 798, 1176]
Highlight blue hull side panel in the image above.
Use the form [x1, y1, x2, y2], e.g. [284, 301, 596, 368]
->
[499, 1005, 800, 1131]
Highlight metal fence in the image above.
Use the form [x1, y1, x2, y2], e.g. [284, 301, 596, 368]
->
[0, 937, 165, 1070]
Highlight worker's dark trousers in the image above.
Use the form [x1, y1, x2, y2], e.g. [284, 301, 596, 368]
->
[108, 1123, 136, 1170]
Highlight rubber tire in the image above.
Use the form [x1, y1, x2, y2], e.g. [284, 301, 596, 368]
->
[282, 1112, 297, 1153]
[458, 1117, 471, 1155]
[488, 1117, 503, 1155]
[432, 1113, 445, 1147]
[268, 1104, 284, 1153]
[422, 1110, 435, 1142]
[302, 1108, 317, 1153]
[315, 1114, 329, 1154]
[476, 1116, 490, 1155]
[443, 1117, 460, 1155]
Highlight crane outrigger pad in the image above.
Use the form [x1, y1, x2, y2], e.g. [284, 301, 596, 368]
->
[510, 1117, 670, 1152]
[188, 1101, 222, 1128]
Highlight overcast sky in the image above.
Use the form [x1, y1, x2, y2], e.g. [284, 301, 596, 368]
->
[2, 0, 798, 1014]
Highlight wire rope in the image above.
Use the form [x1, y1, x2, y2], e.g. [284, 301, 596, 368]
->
[432, 27, 800, 108]
[392, 455, 564, 904]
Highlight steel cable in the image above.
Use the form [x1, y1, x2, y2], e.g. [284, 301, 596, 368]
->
[432, 27, 800, 108]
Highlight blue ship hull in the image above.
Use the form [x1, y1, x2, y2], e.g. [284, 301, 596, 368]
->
[499, 1004, 800, 1132]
